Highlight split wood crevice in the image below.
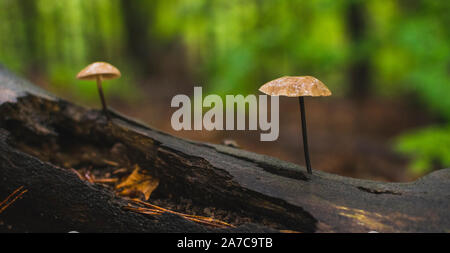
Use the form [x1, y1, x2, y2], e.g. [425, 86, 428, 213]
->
[0, 65, 449, 232]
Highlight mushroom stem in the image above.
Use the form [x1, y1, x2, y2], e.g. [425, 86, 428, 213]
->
[299, 97, 312, 174]
[96, 76, 109, 119]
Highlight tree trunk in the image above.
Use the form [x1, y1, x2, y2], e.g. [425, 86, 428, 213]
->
[0, 65, 449, 232]
[347, 1, 371, 99]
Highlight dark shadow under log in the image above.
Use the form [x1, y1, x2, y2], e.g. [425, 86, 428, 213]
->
[0, 65, 449, 232]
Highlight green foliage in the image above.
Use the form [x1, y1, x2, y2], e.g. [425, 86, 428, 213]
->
[1, 0, 448, 102]
[369, 0, 450, 118]
[395, 125, 450, 175]
[153, 0, 349, 96]
[152, 0, 450, 106]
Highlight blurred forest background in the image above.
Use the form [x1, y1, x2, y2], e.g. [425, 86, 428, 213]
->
[0, 0, 449, 181]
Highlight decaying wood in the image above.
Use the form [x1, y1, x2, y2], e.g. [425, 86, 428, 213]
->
[0, 65, 449, 232]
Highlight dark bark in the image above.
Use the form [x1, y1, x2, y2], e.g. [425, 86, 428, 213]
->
[0, 65, 449, 232]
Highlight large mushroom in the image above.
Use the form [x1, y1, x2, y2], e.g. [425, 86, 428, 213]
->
[259, 76, 332, 174]
[76, 62, 121, 119]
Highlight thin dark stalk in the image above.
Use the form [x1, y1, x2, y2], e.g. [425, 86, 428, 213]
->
[96, 76, 109, 119]
[299, 97, 312, 174]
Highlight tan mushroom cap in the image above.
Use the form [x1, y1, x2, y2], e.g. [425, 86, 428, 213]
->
[76, 62, 121, 81]
[259, 76, 331, 97]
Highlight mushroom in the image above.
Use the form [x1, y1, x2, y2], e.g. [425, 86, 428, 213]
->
[259, 76, 331, 174]
[76, 62, 121, 118]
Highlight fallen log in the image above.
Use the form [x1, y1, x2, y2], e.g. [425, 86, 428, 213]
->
[0, 65, 448, 232]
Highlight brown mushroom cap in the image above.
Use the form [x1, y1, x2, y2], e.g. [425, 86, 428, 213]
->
[259, 76, 331, 97]
[76, 62, 121, 81]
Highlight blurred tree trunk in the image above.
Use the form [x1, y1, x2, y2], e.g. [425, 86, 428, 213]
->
[347, 1, 371, 99]
[17, 0, 39, 73]
[120, 0, 156, 75]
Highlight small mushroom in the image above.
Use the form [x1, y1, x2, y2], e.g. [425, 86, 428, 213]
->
[76, 62, 121, 118]
[259, 76, 331, 174]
